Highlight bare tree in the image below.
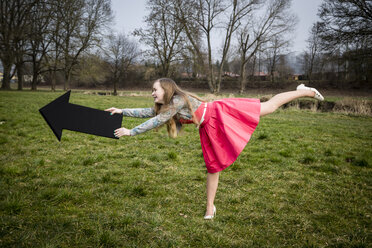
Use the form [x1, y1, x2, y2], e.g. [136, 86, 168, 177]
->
[304, 22, 322, 83]
[237, 0, 297, 93]
[215, 0, 259, 93]
[174, 0, 256, 93]
[173, 0, 225, 93]
[14, 24, 28, 91]
[264, 35, 290, 83]
[44, 0, 69, 91]
[105, 33, 140, 95]
[135, 0, 184, 77]
[0, 0, 37, 90]
[28, 0, 54, 90]
[318, 0, 372, 51]
[56, 0, 112, 90]
[318, 0, 372, 83]
[276, 54, 294, 80]
[170, 2, 205, 83]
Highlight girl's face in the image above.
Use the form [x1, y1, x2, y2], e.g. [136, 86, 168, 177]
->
[152, 82, 165, 104]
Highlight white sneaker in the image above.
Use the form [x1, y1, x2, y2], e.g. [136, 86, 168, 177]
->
[204, 205, 216, 220]
[296, 84, 324, 101]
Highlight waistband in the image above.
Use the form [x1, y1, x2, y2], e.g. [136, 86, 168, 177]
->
[194, 102, 208, 126]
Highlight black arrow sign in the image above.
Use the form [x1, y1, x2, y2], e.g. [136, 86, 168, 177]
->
[39, 90, 122, 141]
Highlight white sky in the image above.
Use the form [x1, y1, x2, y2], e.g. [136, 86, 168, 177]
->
[111, 0, 323, 55]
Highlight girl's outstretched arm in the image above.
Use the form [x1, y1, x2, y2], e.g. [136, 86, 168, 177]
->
[114, 95, 186, 137]
[121, 108, 155, 118]
[105, 107, 155, 118]
[113, 111, 172, 137]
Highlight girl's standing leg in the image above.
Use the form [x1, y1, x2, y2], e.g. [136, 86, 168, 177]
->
[260, 89, 315, 116]
[205, 172, 219, 216]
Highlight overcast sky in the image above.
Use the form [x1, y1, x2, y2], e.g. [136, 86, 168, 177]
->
[111, 0, 323, 54]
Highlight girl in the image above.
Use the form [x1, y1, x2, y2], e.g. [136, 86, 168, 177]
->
[105, 78, 324, 220]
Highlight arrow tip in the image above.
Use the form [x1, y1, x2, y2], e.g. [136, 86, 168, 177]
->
[39, 90, 71, 141]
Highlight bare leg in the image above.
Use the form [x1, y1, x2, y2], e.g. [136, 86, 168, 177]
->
[205, 172, 219, 216]
[260, 90, 315, 117]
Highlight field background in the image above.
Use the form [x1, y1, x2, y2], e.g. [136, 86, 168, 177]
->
[0, 90, 371, 247]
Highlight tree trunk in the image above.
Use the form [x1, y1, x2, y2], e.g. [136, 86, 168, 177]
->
[16, 63, 24, 90]
[270, 54, 276, 83]
[31, 68, 38, 91]
[308, 53, 315, 84]
[64, 70, 71, 91]
[51, 70, 56, 92]
[1, 62, 12, 90]
[207, 74, 215, 93]
[239, 60, 247, 94]
[207, 35, 215, 93]
[252, 55, 257, 77]
[216, 63, 224, 93]
[113, 77, 118, 96]
[164, 62, 170, 78]
[206, 63, 215, 93]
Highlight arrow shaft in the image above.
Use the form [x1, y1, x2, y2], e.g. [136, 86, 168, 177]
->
[62, 103, 122, 139]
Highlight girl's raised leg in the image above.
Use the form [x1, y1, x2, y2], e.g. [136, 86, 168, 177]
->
[205, 172, 219, 217]
[260, 89, 315, 117]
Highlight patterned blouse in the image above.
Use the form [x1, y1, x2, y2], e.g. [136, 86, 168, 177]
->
[122, 95, 202, 136]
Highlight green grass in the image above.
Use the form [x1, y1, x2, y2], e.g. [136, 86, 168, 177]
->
[0, 90, 371, 247]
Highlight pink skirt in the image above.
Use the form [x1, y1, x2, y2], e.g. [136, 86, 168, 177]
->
[196, 98, 261, 173]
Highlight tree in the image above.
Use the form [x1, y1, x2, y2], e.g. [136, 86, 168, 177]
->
[275, 53, 294, 80]
[56, 0, 112, 91]
[318, 0, 372, 83]
[74, 53, 109, 88]
[0, 0, 37, 90]
[172, 0, 205, 80]
[173, 0, 224, 93]
[105, 33, 140, 95]
[172, 0, 258, 93]
[237, 0, 297, 93]
[28, 0, 54, 90]
[264, 35, 290, 83]
[318, 0, 372, 50]
[135, 0, 184, 77]
[47, 0, 64, 91]
[215, 0, 259, 93]
[304, 22, 322, 83]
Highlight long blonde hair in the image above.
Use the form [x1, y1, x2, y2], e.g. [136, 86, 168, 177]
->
[154, 78, 204, 138]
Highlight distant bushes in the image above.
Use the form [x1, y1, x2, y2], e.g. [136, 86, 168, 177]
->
[279, 98, 372, 116]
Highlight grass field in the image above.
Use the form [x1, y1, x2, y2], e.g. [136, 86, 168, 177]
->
[0, 90, 371, 247]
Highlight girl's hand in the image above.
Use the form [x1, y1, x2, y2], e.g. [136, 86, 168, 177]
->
[105, 107, 123, 115]
[114, 127, 131, 138]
